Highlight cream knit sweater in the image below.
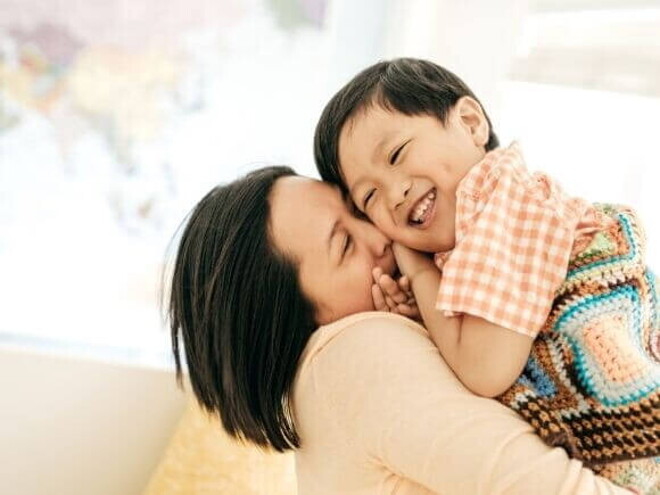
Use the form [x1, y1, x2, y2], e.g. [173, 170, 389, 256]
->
[293, 312, 629, 495]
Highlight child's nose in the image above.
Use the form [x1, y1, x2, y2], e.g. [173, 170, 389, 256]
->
[386, 179, 411, 210]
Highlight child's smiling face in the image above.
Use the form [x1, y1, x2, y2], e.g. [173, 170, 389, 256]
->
[337, 97, 490, 253]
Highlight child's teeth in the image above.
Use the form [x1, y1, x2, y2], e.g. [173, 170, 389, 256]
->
[411, 191, 435, 223]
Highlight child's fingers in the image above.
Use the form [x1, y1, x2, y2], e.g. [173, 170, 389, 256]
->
[398, 275, 411, 293]
[396, 303, 412, 314]
[378, 274, 408, 304]
[397, 303, 419, 318]
[384, 294, 398, 311]
[372, 266, 384, 283]
[372, 283, 387, 311]
[398, 275, 416, 304]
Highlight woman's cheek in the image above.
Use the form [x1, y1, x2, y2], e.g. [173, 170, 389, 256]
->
[360, 273, 377, 312]
[345, 277, 375, 316]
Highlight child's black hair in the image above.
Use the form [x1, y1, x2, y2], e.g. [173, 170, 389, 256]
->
[314, 57, 499, 194]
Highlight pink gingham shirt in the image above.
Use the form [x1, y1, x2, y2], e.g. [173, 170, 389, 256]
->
[435, 143, 611, 338]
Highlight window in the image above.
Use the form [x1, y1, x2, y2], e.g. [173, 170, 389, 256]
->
[0, 0, 333, 364]
[500, 0, 660, 266]
[1, 0, 657, 365]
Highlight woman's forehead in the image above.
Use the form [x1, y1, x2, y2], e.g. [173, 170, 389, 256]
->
[269, 176, 346, 253]
[273, 176, 340, 209]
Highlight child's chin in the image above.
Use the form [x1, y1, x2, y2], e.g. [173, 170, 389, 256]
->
[420, 235, 455, 253]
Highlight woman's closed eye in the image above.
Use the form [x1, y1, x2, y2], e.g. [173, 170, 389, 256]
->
[341, 233, 352, 259]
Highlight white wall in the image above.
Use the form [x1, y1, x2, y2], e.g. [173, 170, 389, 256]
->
[0, 348, 186, 495]
[382, 0, 529, 122]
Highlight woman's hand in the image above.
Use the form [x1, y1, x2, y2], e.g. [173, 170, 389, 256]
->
[371, 267, 420, 319]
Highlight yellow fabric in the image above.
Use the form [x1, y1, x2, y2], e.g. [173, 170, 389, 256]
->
[142, 399, 296, 495]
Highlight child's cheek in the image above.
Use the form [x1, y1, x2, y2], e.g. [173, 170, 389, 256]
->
[372, 211, 400, 242]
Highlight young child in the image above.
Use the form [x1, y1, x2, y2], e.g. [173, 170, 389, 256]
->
[315, 58, 659, 494]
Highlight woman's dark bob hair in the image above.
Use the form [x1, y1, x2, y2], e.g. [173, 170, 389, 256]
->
[166, 165, 317, 452]
[314, 57, 499, 194]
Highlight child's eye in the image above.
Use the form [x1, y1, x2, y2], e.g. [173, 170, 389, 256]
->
[348, 200, 368, 220]
[389, 141, 409, 165]
[363, 189, 375, 210]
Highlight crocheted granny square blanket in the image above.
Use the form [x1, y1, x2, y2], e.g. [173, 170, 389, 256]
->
[499, 204, 659, 487]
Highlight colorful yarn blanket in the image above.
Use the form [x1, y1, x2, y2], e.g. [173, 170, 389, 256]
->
[499, 204, 660, 493]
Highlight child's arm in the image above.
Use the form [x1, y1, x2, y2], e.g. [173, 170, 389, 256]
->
[393, 243, 534, 398]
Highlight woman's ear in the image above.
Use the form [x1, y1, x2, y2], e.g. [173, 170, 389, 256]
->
[455, 96, 489, 148]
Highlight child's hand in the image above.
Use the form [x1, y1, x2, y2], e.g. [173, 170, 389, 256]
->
[392, 243, 437, 281]
[372, 267, 420, 319]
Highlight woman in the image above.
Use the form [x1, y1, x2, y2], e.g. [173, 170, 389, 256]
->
[167, 166, 628, 494]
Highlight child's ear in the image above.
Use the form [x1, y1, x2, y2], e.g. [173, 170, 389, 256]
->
[455, 96, 489, 148]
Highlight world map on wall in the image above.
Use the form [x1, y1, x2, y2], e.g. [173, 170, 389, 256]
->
[0, 0, 326, 236]
[0, 0, 327, 349]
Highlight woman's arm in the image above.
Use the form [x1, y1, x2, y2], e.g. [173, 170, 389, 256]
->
[309, 315, 629, 495]
[394, 244, 533, 398]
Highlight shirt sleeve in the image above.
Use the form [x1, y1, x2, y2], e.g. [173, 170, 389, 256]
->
[437, 145, 588, 337]
[308, 315, 629, 495]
